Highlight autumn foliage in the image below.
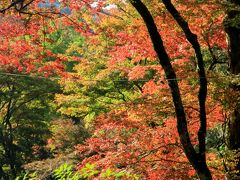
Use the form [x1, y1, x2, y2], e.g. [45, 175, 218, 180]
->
[0, 0, 236, 179]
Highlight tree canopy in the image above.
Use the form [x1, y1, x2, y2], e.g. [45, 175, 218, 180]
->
[1, 0, 240, 179]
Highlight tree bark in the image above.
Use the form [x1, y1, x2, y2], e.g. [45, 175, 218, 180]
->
[130, 0, 212, 179]
[225, 1, 240, 74]
[224, 0, 240, 178]
[162, 0, 209, 174]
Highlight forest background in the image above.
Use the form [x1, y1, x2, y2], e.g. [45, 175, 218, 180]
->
[0, 0, 240, 179]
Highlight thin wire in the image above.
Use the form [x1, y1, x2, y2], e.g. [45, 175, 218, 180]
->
[0, 71, 229, 82]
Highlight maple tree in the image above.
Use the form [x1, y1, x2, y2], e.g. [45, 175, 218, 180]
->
[1, 0, 240, 179]
[0, 2, 68, 178]
[56, 0, 226, 179]
[76, 1, 224, 179]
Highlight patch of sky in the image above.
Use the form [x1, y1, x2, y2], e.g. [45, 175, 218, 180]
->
[38, 0, 71, 15]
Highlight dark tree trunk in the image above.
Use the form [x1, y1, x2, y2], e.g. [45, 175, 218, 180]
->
[161, 1, 210, 177]
[130, 0, 212, 179]
[225, 2, 240, 75]
[224, 0, 240, 178]
[1, 85, 17, 178]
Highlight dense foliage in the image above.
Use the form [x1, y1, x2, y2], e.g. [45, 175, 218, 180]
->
[0, 0, 240, 179]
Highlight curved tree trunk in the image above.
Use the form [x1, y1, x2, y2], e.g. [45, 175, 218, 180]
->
[130, 0, 212, 179]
